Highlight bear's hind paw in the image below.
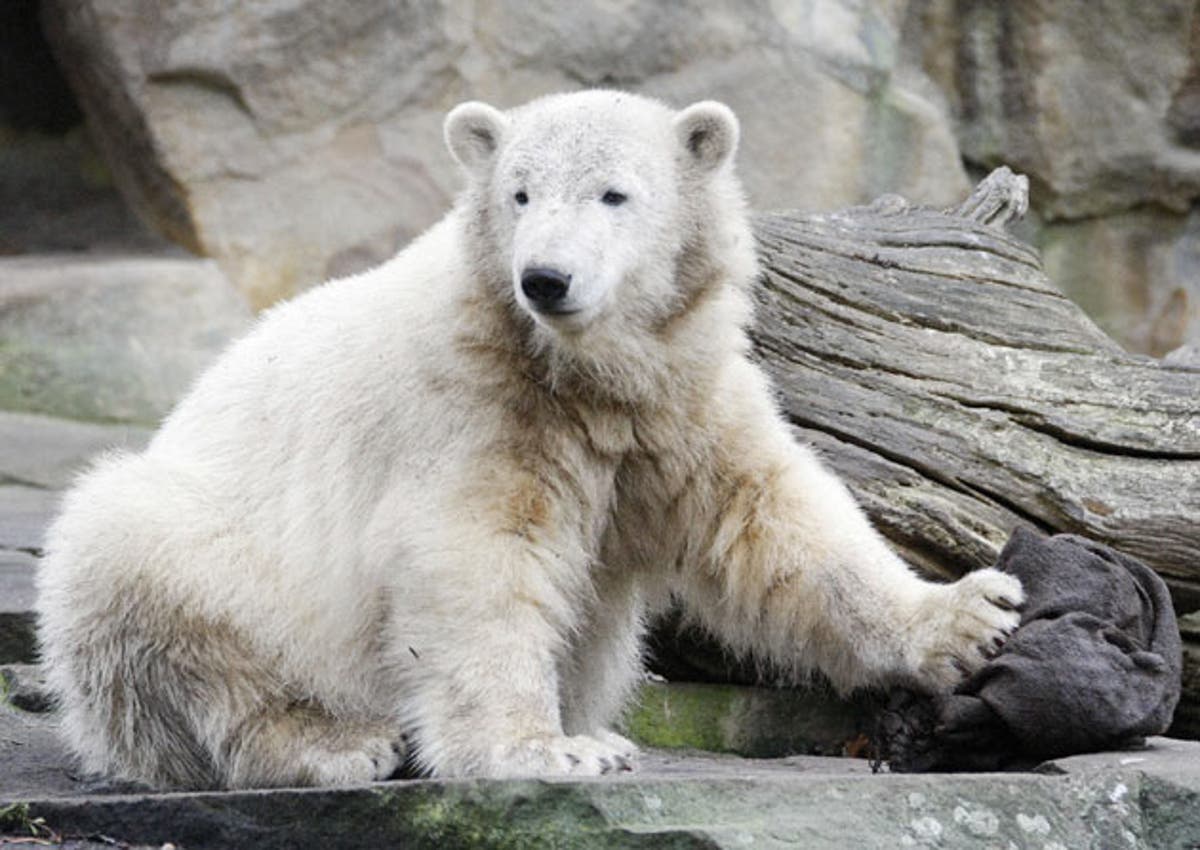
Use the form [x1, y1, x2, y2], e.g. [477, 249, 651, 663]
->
[300, 735, 405, 786]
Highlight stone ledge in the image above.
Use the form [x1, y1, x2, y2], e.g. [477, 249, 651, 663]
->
[0, 741, 1197, 849]
[3, 684, 1199, 849]
[0, 411, 151, 492]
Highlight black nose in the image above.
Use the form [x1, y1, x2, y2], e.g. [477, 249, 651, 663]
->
[520, 267, 571, 308]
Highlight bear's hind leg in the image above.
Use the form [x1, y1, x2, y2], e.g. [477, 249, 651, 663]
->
[44, 576, 401, 789]
[559, 568, 643, 761]
[222, 701, 404, 788]
[118, 610, 406, 788]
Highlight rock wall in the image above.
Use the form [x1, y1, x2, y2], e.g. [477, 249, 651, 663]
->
[37, 0, 970, 308]
[8, 0, 1192, 355]
[27, 0, 1199, 356]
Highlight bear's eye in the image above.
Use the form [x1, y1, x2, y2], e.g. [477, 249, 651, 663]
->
[601, 190, 627, 207]
[514, 190, 529, 206]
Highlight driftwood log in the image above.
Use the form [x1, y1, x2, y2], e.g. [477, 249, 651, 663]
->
[650, 169, 1199, 737]
[752, 168, 1199, 611]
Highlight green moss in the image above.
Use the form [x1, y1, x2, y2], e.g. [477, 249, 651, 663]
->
[365, 783, 713, 849]
[619, 681, 868, 758]
[621, 682, 741, 753]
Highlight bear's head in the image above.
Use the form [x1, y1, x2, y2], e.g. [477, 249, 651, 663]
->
[444, 90, 756, 371]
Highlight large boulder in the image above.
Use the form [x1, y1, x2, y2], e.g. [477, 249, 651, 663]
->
[40, 0, 969, 307]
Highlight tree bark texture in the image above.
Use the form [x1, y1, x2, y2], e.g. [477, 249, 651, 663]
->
[749, 168, 1200, 614]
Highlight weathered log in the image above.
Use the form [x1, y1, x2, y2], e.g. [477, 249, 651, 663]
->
[749, 168, 1200, 613]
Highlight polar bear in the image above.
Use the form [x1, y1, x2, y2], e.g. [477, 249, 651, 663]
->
[36, 90, 1022, 789]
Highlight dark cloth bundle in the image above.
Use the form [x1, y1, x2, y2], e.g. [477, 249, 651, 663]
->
[877, 527, 1183, 772]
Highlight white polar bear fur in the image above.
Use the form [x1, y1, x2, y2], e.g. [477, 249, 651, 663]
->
[36, 90, 1022, 789]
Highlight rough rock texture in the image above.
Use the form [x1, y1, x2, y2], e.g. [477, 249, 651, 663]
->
[39, 0, 969, 306]
[903, 0, 1200, 355]
[1039, 208, 1200, 358]
[907, 0, 1200, 218]
[0, 255, 252, 424]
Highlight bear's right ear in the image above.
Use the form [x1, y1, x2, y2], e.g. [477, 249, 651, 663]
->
[444, 101, 509, 174]
[674, 101, 739, 175]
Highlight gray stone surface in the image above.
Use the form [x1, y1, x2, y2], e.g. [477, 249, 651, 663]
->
[1, 692, 1198, 850]
[911, 0, 1200, 219]
[0, 486, 56, 555]
[0, 255, 251, 424]
[1039, 207, 1200, 358]
[2, 659, 1198, 848]
[0, 552, 36, 617]
[0, 665, 50, 714]
[0, 412, 152, 666]
[0, 411, 151, 491]
[29, 0, 1200, 356]
[0, 484, 49, 666]
[0, 700, 76, 801]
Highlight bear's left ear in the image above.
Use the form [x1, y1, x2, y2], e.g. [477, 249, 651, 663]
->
[444, 101, 509, 174]
[674, 101, 739, 174]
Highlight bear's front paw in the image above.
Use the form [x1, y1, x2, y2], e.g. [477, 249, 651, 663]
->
[490, 733, 636, 778]
[908, 568, 1023, 692]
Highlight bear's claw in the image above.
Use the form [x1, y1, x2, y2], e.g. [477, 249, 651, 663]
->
[907, 567, 1024, 692]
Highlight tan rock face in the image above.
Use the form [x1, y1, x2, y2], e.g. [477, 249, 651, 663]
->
[41, 0, 969, 306]
[909, 0, 1200, 219]
[904, 0, 1200, 355]
[1040, 208, 1200, 358]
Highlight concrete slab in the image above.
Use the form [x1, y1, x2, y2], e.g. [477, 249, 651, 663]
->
[0, 485, 59, 554]
[1, 741, 1197, 849]
[0, 411, 150, 491]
